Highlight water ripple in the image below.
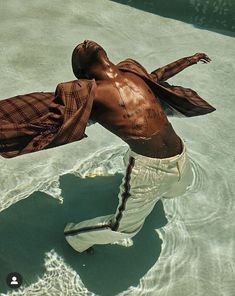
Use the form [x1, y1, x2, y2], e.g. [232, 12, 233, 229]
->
[164, 148, 235, 227]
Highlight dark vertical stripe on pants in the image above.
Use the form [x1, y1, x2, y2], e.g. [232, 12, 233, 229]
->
[111, 156, 135, 231]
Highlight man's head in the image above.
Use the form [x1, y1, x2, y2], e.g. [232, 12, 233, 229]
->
[72, 40, 109, 79]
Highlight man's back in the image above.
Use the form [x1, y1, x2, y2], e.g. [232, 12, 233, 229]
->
[91, 71, 183, 158]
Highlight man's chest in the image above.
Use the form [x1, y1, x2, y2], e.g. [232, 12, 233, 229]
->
[90, 77, 165, 132]
[94, 73, 157, 112]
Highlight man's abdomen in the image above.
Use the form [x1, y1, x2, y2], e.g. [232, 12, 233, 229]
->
[121, 122, 183, 158]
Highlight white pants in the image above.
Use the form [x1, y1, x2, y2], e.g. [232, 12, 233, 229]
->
[64, 138, 193, 252]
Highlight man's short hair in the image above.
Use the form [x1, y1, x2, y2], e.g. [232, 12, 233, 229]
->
[71, 44, 84, 79]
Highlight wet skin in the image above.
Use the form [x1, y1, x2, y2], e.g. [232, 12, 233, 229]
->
[91, 71, 182, 158]
[72, 40, 210, 158]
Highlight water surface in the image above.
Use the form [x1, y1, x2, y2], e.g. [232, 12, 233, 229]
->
[0, 0, 234, 295]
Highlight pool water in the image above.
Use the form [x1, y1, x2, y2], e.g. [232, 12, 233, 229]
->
[0, 1, 234, 295]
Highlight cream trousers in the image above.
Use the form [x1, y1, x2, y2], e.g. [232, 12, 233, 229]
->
[64, 138, 193, 252]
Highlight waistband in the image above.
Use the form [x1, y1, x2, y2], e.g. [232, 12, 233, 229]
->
[127, 137, 186, 165]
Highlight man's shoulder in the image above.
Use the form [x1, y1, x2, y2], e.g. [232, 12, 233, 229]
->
[56, 79, 96, 90]
[117, 58, 145, 69]
[117, 58, 150, 79]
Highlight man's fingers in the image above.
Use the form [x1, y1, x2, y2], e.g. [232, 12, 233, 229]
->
[204, 55, 211, 62]
[200, 59, 210, 63]
[200, 55, 211, 63]
[194, 53, 212, 63]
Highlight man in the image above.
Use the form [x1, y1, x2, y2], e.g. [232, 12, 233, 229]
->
[63, 40, 213, 253]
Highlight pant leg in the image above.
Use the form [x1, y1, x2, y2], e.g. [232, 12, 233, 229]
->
[112, 154, 166, 234]
[64, 214, 132, 252]
[64, 150, 164, 253]
[64, 151, 136, 252]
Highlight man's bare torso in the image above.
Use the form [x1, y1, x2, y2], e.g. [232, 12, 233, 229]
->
[90, 71, 183, 158]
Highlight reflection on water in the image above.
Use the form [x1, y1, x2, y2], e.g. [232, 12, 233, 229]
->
[181, 150, 234, 225]
[112, 0, 235, 35]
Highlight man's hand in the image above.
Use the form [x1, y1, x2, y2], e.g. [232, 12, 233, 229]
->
[191, 53, 212, 64]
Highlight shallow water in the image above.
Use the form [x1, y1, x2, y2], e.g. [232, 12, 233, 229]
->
[0, 0, 235, 295]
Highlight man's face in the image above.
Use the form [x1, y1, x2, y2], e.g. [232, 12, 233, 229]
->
[73, 40, 107, 74]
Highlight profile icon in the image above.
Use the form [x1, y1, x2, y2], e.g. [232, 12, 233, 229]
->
[6, 272, 23, 289]
[10, 276, 18, 285]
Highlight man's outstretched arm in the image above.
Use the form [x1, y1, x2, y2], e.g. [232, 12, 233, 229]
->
[150, 53, 211, 82]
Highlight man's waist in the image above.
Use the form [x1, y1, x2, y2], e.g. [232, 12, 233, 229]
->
[121, 123, 183, 159]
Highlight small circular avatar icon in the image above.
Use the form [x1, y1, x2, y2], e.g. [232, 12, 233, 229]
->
[6, 272, 23, 289]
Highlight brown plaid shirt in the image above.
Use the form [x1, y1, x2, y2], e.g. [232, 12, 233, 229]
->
[117, 58, 216, 117]
[0, 80, 96, 158]
[0, 58, 215, 158]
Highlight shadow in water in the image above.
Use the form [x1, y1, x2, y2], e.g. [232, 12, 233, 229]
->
[111, 0, 235, 37]
[0, 174, 167, 295]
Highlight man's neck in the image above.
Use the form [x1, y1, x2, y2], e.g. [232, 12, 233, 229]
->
[88, 61, 122, 81]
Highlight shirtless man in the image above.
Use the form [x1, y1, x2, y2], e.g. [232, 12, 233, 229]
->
[64, 40, 211, 253]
